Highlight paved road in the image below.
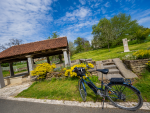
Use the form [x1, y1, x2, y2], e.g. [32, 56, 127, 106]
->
[0, 99, 149, 113]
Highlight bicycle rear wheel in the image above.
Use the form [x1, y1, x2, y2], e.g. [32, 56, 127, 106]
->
[105, 84, 143, 111]
[78, 79, 87, 102]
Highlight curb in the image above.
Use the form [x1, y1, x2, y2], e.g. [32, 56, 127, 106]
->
[0, 97, 149, 110]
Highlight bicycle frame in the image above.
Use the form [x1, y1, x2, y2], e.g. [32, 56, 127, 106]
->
[80, 73, 141, 98]
[80, 74, 105, 95]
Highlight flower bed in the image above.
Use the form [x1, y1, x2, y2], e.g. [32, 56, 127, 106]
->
[123, 49, 150, 75]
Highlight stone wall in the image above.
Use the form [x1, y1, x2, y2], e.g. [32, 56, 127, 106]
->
[123, 59, 149, 75]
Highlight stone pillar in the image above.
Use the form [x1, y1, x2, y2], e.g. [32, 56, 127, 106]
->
[46, 56, 51, 64]
[0, 64, 5, 88]
[26, 55, 34, 75]
[27, 60, 29, 74]
[122, 38, 130, 52]
[62, 49, 69, 66]
[9, 62, 14, 77]
[68, 52, 71, 66]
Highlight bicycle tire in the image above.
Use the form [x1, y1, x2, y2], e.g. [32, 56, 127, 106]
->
[78, 79, 86, 102]
[105, 83, 143, 111]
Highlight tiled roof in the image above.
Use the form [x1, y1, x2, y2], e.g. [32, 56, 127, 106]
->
[0, 37, 68, 59]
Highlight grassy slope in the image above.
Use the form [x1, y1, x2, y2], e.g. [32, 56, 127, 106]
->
[71, 42, 150, 61]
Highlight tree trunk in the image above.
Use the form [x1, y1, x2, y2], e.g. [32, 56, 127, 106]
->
[108, 41, 110, 52]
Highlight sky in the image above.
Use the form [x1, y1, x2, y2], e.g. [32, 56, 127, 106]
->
[0, 0, 150, 46]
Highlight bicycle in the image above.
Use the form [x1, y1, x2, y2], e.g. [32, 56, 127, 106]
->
[73, 66, 143, 111]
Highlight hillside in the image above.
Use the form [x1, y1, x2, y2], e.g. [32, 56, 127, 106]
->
[71, 42, 150, 61]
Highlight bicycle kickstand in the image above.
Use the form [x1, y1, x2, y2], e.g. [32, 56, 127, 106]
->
[102, 97, 105, 109]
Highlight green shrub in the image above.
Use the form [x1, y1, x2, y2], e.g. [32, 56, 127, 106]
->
[128, 40, 138, 45]
[1, 63, 9, 67]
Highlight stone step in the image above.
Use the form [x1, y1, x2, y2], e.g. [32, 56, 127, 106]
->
[104, 65, 117, 69]
[113, 58, 138, 78]
[106, 74, 123, 80]
[108, 69, 120, 74]
[102, 59, 113, 63]
[103, 62, 115, 65]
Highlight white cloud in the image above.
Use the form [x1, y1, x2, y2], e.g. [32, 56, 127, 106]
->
[138, 17, 150, 24]
[56, 7, 91, 23]
[0, 0, 55, 45]
[115, 0, 118, 2]
[101, 7, 106, 14]
[79, 0, 86, 5]
[104, 2, 110, 7]
[59, 20, 99, 42]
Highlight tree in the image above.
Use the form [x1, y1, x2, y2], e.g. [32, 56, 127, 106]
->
[47, 31, 60, 62]
[0, 38, 23, 51]
[92, 18, 113, 51]
[52, 31, 59, 39]
[47, 31, 59, 39]
[135, 28, 150, 43]
[92, 13, 141, 49]
[110, 13, 139, 46]
[68, 41, 76, 56]
[48, 36, 51, 39]
[74, 37, 85, 53]
[84, 41, 91, 51]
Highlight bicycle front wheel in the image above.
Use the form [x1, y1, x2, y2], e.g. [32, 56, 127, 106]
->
[78, 80, 86, 102]
[105, 84, 143, 111]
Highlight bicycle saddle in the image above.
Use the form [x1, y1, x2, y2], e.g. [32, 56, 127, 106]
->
[96, 69, 109, 74]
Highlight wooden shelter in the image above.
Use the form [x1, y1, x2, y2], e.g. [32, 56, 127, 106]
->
[0, 37, 71, 88]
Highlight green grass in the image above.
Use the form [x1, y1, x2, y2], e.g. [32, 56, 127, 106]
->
[16, 73, 150, 102]
[71, 41, 150, 61]
[3, 69, 27, 77]
[134, 70, 150, 102]
[15, 64, 27, 68]
[16, 76, 103, 102]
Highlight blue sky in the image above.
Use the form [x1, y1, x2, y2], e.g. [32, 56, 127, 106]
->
[0, 0, 150, 45]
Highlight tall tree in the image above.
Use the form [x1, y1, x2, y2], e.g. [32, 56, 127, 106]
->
[68, 41, 76, 56]
[92, 18, 113, 51]
[47, 31, 59, 39]
[92, 13, 141, 49]
[110, 13, 139, 46]
[51, 31, 59, 39]
[0, 38, 23, 51]
[84, 41, 91, 51]
[74, 37, 85, 53]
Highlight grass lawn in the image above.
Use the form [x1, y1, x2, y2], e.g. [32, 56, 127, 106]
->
[3, 69, 27, 77]
[16, 76, 103, 102]
[134, 70, 150, 102]
[16, 72, 150, 102]
[71, 41, 150, 61]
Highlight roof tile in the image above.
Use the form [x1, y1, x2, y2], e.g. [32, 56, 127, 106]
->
[0, 37, 68, 59]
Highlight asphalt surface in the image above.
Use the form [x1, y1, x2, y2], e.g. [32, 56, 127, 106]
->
[0, 99, 149, 113]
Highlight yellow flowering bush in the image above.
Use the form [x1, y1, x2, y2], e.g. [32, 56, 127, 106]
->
[31, 63, 56, 80]
[64, 63, 94, 78]
[133, 50, 150, 59]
